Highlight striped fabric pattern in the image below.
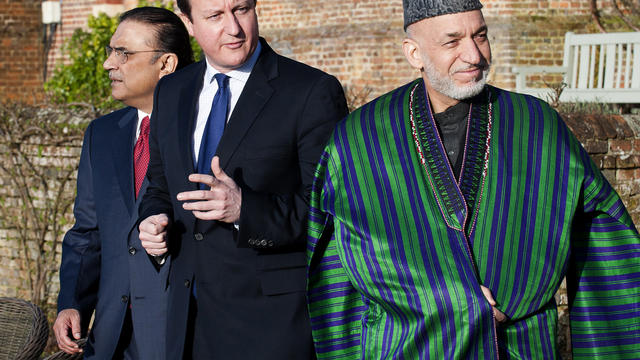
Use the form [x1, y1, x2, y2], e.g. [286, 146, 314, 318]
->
[307, 79, 640, 359]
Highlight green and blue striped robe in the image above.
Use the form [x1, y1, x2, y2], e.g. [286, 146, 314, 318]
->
[307, 80, 640, 359]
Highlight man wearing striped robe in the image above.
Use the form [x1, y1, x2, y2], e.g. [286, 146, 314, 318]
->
[306, 0, 640, 358]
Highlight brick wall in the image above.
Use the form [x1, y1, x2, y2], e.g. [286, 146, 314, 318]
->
[47, 0, 127, 73]
[254, 0, 616, 105]
[2, 0, 629, 106]
[0, 0, 43, 103]
[40, 0, 612, 103]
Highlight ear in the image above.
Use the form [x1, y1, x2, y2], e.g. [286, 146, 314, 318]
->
[158, 53, 179, 78]
[179, 13, 195, 37]
[402, 37, 424, 71]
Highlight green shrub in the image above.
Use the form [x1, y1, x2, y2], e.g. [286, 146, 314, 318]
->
[44, 13, 119, 113]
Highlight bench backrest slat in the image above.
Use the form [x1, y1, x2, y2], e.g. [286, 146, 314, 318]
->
[604, 44, 617, 89]
[633, 43, 640, 88]
[589, 45, 597, 89]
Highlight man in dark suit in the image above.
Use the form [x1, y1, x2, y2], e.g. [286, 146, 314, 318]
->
[53, 7, 193, 359]
[137, 0, 348, 358]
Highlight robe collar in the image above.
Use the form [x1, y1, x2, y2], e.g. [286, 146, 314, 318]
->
[409, 80, 493, 234]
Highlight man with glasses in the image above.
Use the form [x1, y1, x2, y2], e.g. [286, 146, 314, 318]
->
[53, 7, 193, 359]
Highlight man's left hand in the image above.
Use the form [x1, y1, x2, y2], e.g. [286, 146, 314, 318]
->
[177, 156, 241, 223]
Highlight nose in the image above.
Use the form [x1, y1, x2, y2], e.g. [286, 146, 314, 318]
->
[459, 38, 484, 65]
[223, 12, 241, 36]
[103, 51, 118, 71]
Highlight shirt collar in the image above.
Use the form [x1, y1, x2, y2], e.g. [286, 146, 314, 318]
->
[137, 109, 150, 122]
[135, 109, 150, 137]
[204, 41, 262, 85]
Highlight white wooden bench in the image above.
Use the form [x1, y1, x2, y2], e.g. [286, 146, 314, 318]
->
[512, 31, 640, 103]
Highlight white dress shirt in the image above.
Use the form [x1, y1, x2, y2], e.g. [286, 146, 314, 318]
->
[192, 42, 262, 163]
[136, 109, 150, 140]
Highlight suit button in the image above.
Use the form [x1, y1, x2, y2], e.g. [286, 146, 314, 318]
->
[260, 239, 267, 247]
[121, 295, 129, 303]
[184, 280, 191, 288]
[268, 241, 274, 248]
[128, 247, 136, 255]
[248, 238, 255, 245]
[194, 233, 204, 241]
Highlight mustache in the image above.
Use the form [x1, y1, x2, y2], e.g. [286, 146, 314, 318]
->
[108, 72, 122, 81]
[451, 62, 490, 74]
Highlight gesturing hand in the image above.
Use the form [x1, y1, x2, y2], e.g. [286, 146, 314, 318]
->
[139, 213, 169, 256]
[177, 156, 242, 223]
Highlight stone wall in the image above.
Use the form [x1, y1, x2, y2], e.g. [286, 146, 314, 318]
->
[565, 113, 640, 226]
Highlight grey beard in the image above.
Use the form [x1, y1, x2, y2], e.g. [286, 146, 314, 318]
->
[424, 60, 489, 100]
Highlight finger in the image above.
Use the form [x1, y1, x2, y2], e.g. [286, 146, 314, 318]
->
[177, 189, 216, 201]
[185, 173, 217, 189]
[139, 215, 166, 235]
[144, 246, 168, 256]
[141, 232, 167, 249]
[480, 285, 496, 306]
[493, 307, 508, 323]
[70, 314, 81, 340]
[140, 230, 166, 243]
[192, 209, 225, 221]
[211, 156, 235, 187]
[182, 199, 226, 212]
[141, 238, 167, 249]
[151, 214, 169, 232]
[154, 213, 169, 227]
[54, 321, 79, 352]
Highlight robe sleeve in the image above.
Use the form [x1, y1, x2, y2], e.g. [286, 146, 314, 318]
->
[567, 148, 640, 359]
[307, 149, 366, 360]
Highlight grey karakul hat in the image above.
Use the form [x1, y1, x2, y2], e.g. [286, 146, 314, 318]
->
[403, 0, 483, 29]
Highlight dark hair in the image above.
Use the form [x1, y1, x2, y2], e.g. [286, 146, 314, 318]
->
[176, 0, 257, 21]
[176, 0, 192, 20]
[120, 7, 194, 70]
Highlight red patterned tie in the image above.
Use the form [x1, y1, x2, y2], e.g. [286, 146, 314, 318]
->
[133, 115, 150, 198]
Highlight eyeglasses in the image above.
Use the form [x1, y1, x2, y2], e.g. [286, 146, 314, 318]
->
[105, 45, 165, 64]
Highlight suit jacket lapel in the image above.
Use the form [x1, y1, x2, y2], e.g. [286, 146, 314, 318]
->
[112, 107, 138, 216]
[178, 62, 206, 187]
[216, 39, 276, 170]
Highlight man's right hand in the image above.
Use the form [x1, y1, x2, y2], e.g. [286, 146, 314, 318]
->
[139, 213, 169, 256]
[481, 285, 509, 323]
[53, 309, 83, 354]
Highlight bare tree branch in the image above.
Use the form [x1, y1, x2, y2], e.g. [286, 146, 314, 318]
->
[0, 102, 90, 312]
[592, 0, 608, 33]
[612, 0, 640, 31]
